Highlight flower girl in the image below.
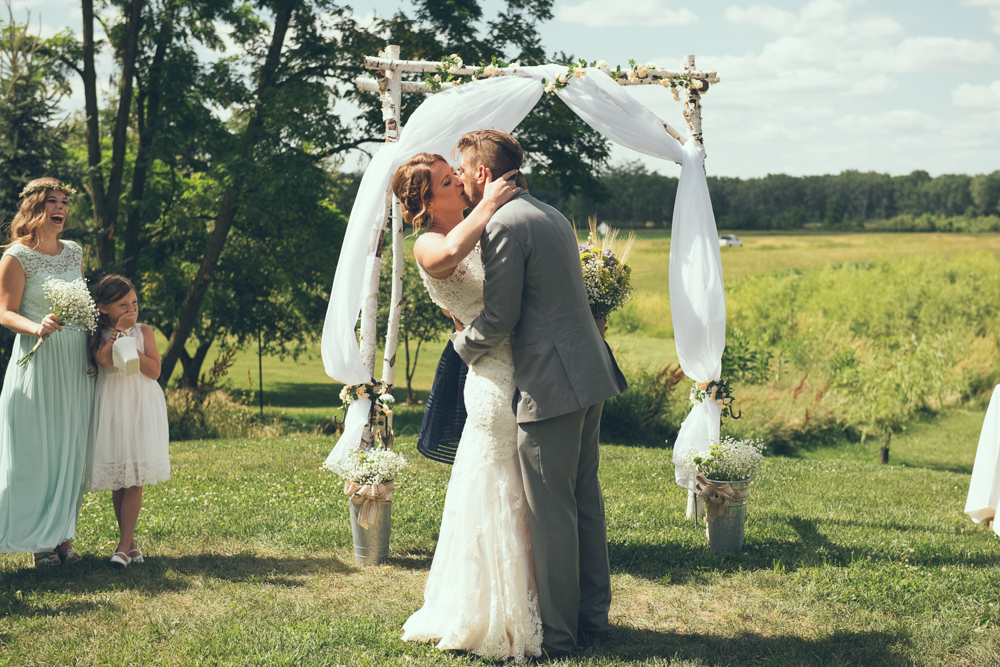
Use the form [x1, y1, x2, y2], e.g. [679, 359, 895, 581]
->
[88, 275, 170, 568]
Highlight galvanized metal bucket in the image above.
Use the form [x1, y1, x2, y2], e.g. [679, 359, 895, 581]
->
[349, 502, 391, 565]
[705, 477, 750, 552]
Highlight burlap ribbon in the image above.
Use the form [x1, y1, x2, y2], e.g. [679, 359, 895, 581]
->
[695, 474, 751, 522]
[344, 480, 394, 529]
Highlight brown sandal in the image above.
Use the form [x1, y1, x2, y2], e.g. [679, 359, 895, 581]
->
[33, 550, 61, 568]
[57, 547, 82, 564]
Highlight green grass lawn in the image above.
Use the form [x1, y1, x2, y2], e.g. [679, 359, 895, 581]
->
[7, 233, 1000, 664]
[3, 425, 1000, 665]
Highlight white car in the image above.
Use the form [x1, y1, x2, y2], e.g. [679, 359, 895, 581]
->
[719, 234, 743, 247]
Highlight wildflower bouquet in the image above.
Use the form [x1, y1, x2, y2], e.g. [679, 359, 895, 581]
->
[678, 436, 765, 482]
[689, 378, 741, 419]
[18, 277, 98, 367]
[339, 379, 394, 446]
[579, 219, 638, 321]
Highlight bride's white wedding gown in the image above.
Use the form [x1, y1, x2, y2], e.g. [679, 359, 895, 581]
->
[403, 248, 543, 661]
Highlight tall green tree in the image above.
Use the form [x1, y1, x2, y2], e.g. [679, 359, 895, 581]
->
[0, 3, 73, 215]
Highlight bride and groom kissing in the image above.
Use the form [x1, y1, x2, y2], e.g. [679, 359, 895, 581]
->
[391, 129, 627, 660]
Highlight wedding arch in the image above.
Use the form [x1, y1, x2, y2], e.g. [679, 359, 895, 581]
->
[320, 45, 726, 511]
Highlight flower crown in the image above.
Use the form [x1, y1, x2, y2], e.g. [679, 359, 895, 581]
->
[19, 181, 77, 200]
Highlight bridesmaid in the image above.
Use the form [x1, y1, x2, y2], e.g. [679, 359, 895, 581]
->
[0, 178, 95, 568]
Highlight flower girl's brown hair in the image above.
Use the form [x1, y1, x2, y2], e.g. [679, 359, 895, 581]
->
[391, 153, 448, 233]
[87, 274, 136, 377]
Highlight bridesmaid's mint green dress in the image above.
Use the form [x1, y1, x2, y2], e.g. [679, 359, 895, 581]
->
[0, 240, 94, 553]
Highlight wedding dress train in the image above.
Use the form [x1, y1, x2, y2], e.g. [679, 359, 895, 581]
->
[402, 249, 543, 661]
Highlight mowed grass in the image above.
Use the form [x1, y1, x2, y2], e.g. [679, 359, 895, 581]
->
[3, 429, 1000, 665]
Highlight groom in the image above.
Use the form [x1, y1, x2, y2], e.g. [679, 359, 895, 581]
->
[452, 130, 627, 656]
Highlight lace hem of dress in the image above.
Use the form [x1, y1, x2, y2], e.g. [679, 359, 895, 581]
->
[91, 460, 170, 490]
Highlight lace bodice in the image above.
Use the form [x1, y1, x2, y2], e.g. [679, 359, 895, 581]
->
[3, 241, 85, 330]
[416, 249, 485, 326]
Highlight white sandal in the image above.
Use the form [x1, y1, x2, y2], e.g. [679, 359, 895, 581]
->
[128, 548, 144, 564]
[110, 551, 131, 569]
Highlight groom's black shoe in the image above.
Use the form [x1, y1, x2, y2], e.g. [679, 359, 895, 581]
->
[538, 644, 571, 660]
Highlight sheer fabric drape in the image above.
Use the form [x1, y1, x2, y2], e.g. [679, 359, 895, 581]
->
[966, 386, 1000, 534]
[320, 65, 724, 480]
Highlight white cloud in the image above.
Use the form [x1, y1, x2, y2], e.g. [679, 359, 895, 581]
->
[832, 109, 940, 134]
[711, 0, 999, 108]
[555, 0, 698, 28]
[877, 37, 1000, 72]
[953, 80, 1000, 107]
[963, 0, 1000, 35]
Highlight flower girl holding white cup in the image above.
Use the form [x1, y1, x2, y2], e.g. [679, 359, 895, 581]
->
[88, 275, 170, 568]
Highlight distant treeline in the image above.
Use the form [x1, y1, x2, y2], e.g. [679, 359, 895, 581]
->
[531, 162, 1000, 230]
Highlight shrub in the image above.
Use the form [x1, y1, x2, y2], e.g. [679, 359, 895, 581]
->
[165, 388, 282, 441]
[601, 364, 686, 445]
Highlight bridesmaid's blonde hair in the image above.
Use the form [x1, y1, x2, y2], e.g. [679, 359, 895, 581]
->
[391, 153, 448, 233]
[5, 177, 73, 249]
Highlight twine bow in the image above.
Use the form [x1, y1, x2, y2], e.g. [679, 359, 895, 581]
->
[344, 480, 394, 529]
[694, 474, 751, 522]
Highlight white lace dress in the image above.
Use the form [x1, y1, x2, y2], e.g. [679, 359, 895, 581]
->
[402, 250, 543, 661]
[90, 324, 170, 490]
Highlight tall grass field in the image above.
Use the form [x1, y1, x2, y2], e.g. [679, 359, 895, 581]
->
[6, 232, 1000, 665]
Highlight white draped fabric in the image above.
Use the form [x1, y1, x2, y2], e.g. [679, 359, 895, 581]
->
[965, 386, 1000, 535]
[321, 65, 724, 479]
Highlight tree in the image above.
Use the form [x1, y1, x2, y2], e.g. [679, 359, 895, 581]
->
[0, 3, 73, 215]
[377, 245, 452, 403]
[971, 171, 1000, 217]
[334, 1, 612, 205]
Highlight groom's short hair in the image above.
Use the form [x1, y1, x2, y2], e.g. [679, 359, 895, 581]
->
[456, 130, 528, 189]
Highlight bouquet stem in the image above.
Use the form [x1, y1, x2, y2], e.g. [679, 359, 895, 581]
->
[16, 335, 46, 368]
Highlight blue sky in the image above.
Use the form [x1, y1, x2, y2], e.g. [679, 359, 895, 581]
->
[16, 0, 1000, 179]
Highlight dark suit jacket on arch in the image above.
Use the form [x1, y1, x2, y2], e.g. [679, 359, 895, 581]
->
[453, 193, 626, 422]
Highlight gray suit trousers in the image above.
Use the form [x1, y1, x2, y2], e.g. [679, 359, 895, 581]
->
[517, 402, 611, 653]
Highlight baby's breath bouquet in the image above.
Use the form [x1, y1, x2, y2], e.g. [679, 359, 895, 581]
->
[340, 443, 408, 485]
[678, 436, 765, 482]
[579, 218, 637, 321]
[341, 443, 408, 529]
[17, 277, 98, 367]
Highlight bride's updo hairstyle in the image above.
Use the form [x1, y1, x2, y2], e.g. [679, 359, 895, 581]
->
[391, 152, 448, 233]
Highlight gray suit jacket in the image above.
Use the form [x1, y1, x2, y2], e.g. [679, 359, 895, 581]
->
[454, 193, 627, 423]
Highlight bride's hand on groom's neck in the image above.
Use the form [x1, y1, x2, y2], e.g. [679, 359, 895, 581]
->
[481, 169, 521, 208]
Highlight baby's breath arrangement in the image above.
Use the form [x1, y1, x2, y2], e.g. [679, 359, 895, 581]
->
[17, 277, 98, 367]
[579, 219, 637, 320]
[679, 436, 765, 482]
[339, 444, 408, 485]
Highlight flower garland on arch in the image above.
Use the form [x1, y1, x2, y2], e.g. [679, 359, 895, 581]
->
[423, 54, 513, 91]
[420, 55, 711, 103]
[340, 380, 396, 446]
[690, 378, 741, 420]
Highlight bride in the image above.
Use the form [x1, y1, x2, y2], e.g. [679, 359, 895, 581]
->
[391, 152, 543, 661]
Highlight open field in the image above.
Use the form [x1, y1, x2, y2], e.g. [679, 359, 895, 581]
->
[167, 231, 1000, 424]
[3, 426, 1000, 665]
